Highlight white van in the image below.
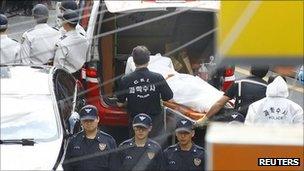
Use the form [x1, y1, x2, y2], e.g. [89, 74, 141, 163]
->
[79, 0, 221, 144]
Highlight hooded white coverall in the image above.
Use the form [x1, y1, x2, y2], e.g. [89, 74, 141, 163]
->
[245, 76, 303, 125]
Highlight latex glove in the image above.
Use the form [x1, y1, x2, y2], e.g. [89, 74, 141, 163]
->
[194, 115, 209, 128]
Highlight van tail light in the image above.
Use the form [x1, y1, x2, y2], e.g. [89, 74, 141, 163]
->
[222, 67, 235, 91]
[225, 67, 235, 77]
[86, 67, 98, 78]
[85, 66, 99, 83]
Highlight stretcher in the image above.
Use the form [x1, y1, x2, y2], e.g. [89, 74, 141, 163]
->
[163, 101, 207, 145]
[163, 101, 206, 121]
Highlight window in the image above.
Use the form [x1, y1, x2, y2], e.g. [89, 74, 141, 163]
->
[1, 94, 58, 141]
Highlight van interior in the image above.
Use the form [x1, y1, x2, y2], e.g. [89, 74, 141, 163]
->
[96, 9, 216, 104]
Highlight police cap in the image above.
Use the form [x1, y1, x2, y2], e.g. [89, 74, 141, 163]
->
[79, 105, 98, 121]
[175, 119, 193, 133]
[133, 113, 152, 128]
[60, 1, 78, 11]
[59, 9, 79, 25]
[32, 4, 49, 18]
[0, 14, 8, 30]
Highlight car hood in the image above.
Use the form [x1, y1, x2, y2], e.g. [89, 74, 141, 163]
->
[0, 138, 63, 170]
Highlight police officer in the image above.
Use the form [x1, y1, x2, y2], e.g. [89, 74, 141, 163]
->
[245, 76, 303, 125]
[56, 0, 86, 37]
[117, 46, 173, 139]
[117, 113, 164, 171]
[53, 9, 89, 76]
[196, 65, 269, 126]
[164, 119, 205, 171]
[0, 14, 21, 65]
[20, 4, 60, 65]
[63, 105, 117, 171]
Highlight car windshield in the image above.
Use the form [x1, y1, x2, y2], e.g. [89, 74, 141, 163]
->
[1, 94, 59, 141]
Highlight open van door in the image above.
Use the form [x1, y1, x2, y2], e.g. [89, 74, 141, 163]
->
[81, 2, 238, 146]
[81, 0, 240, 146]
[82, 0, 221, 128]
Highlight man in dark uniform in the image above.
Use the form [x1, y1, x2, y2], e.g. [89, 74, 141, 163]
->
[164, 119, 205, 171]
[116, 113, 164, 171]
[117, 46, 173, 139]
[63, 105, 117, 171]
[196, 65, 269, 126]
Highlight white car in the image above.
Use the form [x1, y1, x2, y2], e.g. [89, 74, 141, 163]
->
[0, 66, 82, 170]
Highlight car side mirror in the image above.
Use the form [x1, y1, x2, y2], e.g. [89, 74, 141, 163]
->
[68, 112, 82, 134]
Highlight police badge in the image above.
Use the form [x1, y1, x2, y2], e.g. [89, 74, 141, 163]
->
[193, 158, 201, 166]
[99, 143, 106, 151]
[147, 152, 155, 160]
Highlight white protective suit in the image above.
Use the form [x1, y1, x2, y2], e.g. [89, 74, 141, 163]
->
[245, 76, 303, 125]
[125, 54, 223, 113]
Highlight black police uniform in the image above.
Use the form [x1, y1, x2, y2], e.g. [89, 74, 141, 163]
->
[117, 138, 164, 171]
[163, 143, 205, 171]
[225, 75, 267, 117]
[117, 67, 173, 137]
[117, 67, 173, 117]
[63, 130, 117, 171]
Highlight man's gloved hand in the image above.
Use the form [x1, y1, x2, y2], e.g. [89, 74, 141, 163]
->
[194, 115, 209, 128]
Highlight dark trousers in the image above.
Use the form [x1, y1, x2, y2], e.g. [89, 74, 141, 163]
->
[72, 70, 81, 80]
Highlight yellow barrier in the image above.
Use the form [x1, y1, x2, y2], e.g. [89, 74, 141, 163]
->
[218, 1, 303, 65]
